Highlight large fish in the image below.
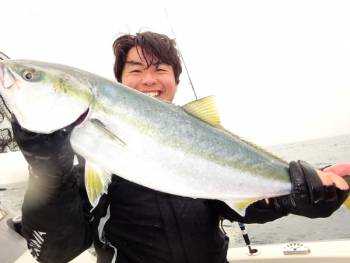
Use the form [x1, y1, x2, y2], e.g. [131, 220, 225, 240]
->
[0, 59, 348, 210]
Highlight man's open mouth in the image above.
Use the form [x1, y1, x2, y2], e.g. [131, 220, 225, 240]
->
[144, 91, 160, 97]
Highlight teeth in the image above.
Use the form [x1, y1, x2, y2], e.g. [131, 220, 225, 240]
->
[144, 91, 160, 97]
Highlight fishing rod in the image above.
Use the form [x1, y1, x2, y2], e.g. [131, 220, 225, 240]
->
[163, 9, 258, 256]
[163, 8, 259, 254]
[163, 9, 198, 101]
[0, 51, 10, 60]
[238, 222, 258, 255]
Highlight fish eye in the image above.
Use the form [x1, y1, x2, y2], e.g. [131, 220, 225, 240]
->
[24, 72, 33, 80]
[22, 69, 38, 81]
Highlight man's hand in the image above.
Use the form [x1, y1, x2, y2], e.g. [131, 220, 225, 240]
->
[12, 119, 75, 177]
[323, 163, 350, 175]
[12, 119, 78, 205]
[270, 161, 349, 218]
[316, 164, 349, 190]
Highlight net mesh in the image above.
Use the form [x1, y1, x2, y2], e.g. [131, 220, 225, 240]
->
[0, 96, 18, 153]
[0, 51, 18, 153]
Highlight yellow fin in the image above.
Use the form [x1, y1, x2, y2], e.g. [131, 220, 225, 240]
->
[182, 96, 221, 127]
[225, 199, 258, 217]
[345, 197, 350, 209]
[85, 161, 112, 208]
[183, 96, 287, 164]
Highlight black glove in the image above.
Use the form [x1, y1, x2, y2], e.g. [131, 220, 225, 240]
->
[12, 119, 78, 206]
[11, 119, 75, 178]
[270, 160, 349, 218]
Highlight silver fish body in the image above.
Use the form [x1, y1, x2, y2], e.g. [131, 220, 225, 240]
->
[0, 60, 291, 203]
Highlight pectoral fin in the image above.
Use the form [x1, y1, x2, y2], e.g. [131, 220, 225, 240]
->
[90, 118, 126, 147]
[85, 160, 112, 208]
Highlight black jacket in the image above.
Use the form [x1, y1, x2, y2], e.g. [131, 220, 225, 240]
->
[20, 159, 287, 263]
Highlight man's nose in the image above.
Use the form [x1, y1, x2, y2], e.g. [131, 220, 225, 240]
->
[142, 71, 157, 86]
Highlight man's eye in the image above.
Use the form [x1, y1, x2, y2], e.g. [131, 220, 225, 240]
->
[156, 68, 167, 72]
[130, 69, 141, 73]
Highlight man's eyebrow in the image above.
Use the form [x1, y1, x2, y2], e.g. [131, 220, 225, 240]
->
[125, 60, 165, 67]
[125, 60, 144, 66]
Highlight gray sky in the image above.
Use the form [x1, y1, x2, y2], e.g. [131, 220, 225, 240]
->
[2, 0, 350, 145]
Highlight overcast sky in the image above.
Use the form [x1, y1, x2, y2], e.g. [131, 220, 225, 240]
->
[1, 0, 350, 145]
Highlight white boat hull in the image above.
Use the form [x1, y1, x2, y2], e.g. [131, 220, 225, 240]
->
[228, 239, 350, 262]
[10, 239, 350, 263]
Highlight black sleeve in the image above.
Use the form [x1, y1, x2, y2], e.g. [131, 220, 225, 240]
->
[207, 199, 287, 224]
[11, 120, 94, 262]
[21, 166, 94, 263]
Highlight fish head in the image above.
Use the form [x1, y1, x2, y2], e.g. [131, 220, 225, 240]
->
[0, 59, 93, 133]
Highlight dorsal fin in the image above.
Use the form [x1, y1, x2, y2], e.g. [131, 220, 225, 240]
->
[183, 96, 287, 164]
[182, 96, 221, 127]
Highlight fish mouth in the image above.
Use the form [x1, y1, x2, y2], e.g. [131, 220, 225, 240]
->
[0, 52, 10, 86]
[74, 108, 90, 126]
[0, 62, 15, 89]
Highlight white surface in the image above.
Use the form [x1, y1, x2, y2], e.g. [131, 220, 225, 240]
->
[0, 152, 28, 185]
[15, 250, 96, 263]
[14, 239, 350, 262]
[228, 239, 350, 262]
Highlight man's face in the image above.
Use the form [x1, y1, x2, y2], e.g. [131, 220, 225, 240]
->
[121, 46, 177, 102]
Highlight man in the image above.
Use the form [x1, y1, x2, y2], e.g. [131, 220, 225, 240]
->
[13, 31, 349, 263]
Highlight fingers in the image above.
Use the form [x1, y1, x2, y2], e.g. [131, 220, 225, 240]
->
[316, 170, 333, 186]
[316, 170, 349, 190]
[328, 173, 349, 190]
[323, 163, 350, 177]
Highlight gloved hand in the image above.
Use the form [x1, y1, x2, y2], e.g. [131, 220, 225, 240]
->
[11, 119, 75, 178]
[270, 160, 349, 218]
